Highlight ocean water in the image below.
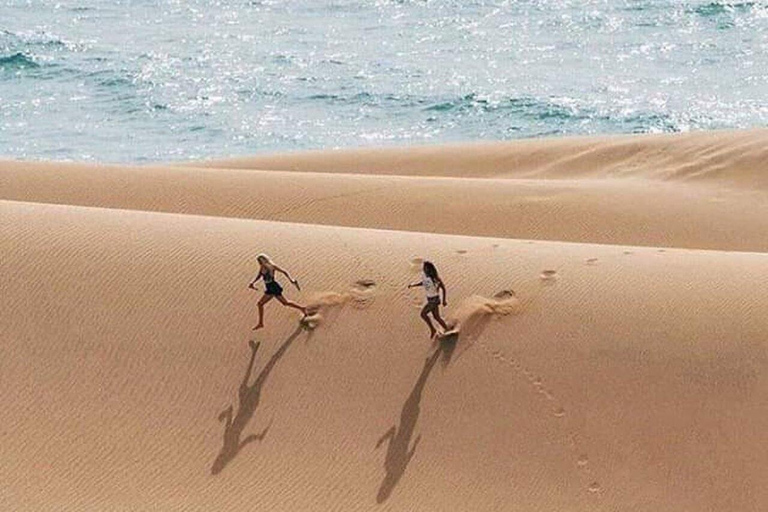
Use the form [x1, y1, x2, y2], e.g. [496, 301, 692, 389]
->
[1, 0, 767, 163]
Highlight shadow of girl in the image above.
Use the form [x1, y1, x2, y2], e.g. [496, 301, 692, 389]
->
[210, 325, 304, 475]
[375, 346, 442, 503]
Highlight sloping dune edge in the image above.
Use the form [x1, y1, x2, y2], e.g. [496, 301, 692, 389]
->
[3, 129, 768, 252]
[188, 129, 768, 188]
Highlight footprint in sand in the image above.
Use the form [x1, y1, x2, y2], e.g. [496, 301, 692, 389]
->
[492, 244, 500, 249]
[623, 250, 633, 255]
[577, 454, 589, 468]
[553, 407, 566, 418]
[353, 279, 377, 290]
[588, 482, 601, 493]
[657, 249, 666, 253]
[585, 258, 598, 265]
[456, 249, 468, 255]
[493, 289, 516, 299]
[540, 270, 558, 282]
[351, 279, 377, 309]
[300, 313, 322, 331]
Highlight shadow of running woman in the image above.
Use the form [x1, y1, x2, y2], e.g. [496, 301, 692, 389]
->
[211, 325, 304, 475]
[375, 345, 443, 503]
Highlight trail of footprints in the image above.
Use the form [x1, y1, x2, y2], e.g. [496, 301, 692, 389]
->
[476, 338, 601, 496]
[396, 250, 621, 495]
[474, 244, 679, 495]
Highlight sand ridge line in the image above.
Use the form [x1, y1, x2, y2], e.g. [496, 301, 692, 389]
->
[188, 129, 768, 187]
[6, 136, 768, 253]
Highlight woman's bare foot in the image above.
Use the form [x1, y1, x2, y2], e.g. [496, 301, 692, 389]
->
[429, 328, 437, 339]
[252, 323, 264, 331]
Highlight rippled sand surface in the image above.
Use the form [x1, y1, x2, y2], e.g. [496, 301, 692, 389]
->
[3, 130, 768, 511]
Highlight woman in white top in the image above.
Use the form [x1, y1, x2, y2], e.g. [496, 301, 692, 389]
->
[407, 261, 448, 338]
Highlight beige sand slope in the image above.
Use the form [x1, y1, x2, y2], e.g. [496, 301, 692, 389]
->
[2, 131, 768, 511]
[193, 129, 768, 187]
[4, 132, 768, 252]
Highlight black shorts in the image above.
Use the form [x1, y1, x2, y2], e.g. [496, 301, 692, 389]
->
[265, 281, 284, 296]
[426, 296, 440, 308]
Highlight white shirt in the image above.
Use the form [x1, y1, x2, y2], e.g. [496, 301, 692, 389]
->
[422, 273, 439, 298]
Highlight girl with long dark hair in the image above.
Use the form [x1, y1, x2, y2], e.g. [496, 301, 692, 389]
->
[407, 261, 448, 338]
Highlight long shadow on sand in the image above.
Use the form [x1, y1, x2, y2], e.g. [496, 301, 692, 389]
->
[375, 335, 457, 503]
[211, 325, 304, 475]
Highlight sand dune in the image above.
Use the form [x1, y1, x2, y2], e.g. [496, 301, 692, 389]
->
[3, 130, 768, 511]
[192, 129, 768, 187]
[3, 148, 768, 252]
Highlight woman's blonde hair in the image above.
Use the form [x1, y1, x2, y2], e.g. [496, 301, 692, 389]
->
[256, 253, 273, 264]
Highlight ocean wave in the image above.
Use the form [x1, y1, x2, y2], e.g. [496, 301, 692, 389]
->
[424, 94, 591, 121]
[623, 111, 688, 133]
[423, 92, 698, 135]
[305, 91, 426, 108]
[0, 29, 69, 49]
[0, 52, 39, 69]
[304, 89, 692, 134]
[691, 1, 758, 17]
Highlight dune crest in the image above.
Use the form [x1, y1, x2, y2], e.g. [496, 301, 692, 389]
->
[190, 129, 768, 187]
[5, 130, 768, 252]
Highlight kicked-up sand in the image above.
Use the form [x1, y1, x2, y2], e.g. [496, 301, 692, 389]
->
[2, 130, 767, 511]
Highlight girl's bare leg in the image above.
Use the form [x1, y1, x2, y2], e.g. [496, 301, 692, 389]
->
[253, 294, 274, 330]
[276, 295, 307, 315]
[432, 308, 449, 331]
[420, 304, 437, 338]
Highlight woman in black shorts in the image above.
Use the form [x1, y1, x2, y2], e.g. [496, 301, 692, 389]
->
[249, 253, 306, 331]
[407, 261, 448, 338]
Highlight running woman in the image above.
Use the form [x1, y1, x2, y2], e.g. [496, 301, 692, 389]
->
[407, 261, 448, 338]
[249, 253, 306, 331]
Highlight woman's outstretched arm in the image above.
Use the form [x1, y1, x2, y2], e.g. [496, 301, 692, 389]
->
[274, 264, 295, 281]
[274, 264, 300, 289]
[407, 281, 423, 288]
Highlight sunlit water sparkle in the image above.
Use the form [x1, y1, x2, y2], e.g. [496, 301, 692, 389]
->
[1, 0, 767, 162]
